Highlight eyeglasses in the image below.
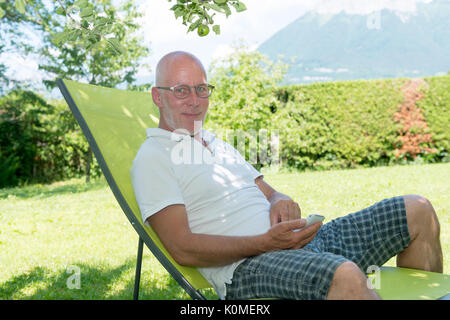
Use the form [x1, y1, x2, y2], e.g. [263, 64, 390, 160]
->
[155, 83, 215, 99]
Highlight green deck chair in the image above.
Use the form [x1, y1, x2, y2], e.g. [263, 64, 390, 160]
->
[57, 79, 450, 300]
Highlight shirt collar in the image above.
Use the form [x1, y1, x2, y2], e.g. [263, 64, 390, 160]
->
[146, 127, 216, 145]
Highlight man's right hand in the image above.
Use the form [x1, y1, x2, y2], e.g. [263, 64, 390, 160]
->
[262, 219, 322, 252]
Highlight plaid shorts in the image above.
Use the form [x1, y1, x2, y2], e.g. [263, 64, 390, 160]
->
[225, 196, 411, 300]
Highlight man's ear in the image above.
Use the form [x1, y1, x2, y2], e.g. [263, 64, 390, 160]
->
[151, 87, 162, 108]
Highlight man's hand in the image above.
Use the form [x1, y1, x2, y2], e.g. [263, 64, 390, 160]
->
[270, 199, 302, 226]
[254, 177, 301, 226]
[262, 219, 322, 251]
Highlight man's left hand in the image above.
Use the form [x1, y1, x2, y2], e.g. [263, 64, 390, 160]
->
[270, 199, 302, 226]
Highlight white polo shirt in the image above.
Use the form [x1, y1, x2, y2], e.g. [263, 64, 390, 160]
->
[130, 128, 271, 299]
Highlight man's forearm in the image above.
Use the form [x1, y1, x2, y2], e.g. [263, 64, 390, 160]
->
[174, 232, 267, 267]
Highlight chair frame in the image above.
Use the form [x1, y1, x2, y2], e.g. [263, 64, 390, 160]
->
[57, 79, 206, 300]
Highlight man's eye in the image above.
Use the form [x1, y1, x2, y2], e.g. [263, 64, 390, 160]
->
[175, 87, 188, 94]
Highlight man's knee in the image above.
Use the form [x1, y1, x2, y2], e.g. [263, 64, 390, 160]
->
[327, 261, 375, 299]
[403, 195, 440, 239]
[332, 261, 366, 287]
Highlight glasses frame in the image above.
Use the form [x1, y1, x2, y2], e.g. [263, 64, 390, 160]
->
[155, 83, 215, 99]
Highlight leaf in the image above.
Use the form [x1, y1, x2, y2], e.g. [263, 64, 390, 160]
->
[80, 7, 93, 18]
[74, 0, 89, 8]
[94, 16, 110, 27]
[212, 24, 220, 35]
[205, 3, 225, 14]
[218, 3, 231, 17]
[232, 1, 247, 12]
[0, 7, 5, 19]
[205, 11, 214, 24]
[187, 19, 201, 33]
[15, 0, 26, 14]
[72, 29, 84, 41]
[106, 37, 124, 55]
[51, 32, 69, 46]
[56, 6, 65, 16]
[173, 8, 184, 19]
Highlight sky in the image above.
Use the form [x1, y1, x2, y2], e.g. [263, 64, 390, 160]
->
[0, 0, 434, 92]
[134, 0, 433, 82]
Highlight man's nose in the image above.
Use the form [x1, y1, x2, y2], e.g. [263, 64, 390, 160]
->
[187, 87, 200, 106]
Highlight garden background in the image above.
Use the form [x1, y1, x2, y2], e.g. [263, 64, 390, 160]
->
[1, 0, 449, 300]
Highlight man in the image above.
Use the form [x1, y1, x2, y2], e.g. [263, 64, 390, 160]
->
[131, 51, 443, 300]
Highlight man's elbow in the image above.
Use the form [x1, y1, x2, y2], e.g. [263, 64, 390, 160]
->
[167, 242, 199, 267]
[171, 250, 195, 267]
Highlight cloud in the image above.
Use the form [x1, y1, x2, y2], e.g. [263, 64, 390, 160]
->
[0, 53, 47, 82]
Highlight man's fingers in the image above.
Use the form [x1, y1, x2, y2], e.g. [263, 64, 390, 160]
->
[270, 213, 279, 226]
[284, 218, 306, 231]
[291, 221, 322, 247]
[281, 204, 290, 222]
[293, 232, 317, 249]
[290, 202, 301, 220]
[270, 200, 302, 224]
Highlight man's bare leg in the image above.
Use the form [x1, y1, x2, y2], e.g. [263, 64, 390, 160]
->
[327, 261, 381, 300]
[397, 195, 443, 273]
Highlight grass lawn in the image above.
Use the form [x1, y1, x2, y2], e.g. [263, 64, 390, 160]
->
[0, 163, 448, 300]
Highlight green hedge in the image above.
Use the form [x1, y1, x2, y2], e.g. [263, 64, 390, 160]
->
[273, 79, 406, 170]
[0, 90, 100, 188]
[417, 75, 450, 160]
[1, 74, 449, 188]
[208, 73, 449, 171]
[274, 77, 450, 170]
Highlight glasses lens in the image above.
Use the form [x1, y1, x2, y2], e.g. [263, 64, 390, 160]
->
[173, 85, 190, 99]
[195, 84, 211, 98]
[171, 84, 213, 99]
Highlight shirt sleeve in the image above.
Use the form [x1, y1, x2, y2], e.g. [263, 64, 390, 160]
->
[131, 141, 185, 225]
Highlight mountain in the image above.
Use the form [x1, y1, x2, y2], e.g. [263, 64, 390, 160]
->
[258, 1, 450, 84]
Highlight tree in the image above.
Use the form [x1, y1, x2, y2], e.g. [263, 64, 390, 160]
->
[0, 0, 248, 54]
[37, 0, 150, 182]
[0, 59, 9, 95]
[39, 0, 150, 89]
[0, 0, 151, 183]
[207, 43, 287, 132]
[206, 43, 287, 169]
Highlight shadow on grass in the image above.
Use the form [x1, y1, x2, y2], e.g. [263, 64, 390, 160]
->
[0, 256, 216, 300]
[0, 178, 107, 200]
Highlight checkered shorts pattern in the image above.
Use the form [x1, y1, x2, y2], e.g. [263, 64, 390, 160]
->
[225, 196, 411, 300]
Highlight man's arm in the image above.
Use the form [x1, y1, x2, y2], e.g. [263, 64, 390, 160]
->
[254, 176, 302, 226]
[147, 203, 319, 268]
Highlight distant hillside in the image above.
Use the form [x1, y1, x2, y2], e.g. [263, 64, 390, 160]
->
[258, 0, 450, 84]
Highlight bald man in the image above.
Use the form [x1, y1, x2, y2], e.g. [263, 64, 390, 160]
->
[131, 51, 443, 300]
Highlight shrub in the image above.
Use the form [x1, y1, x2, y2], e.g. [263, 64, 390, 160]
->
[416, 75, 450, 162]
[272, 79, 404, 170]
[0, 90, 100, 188]
[206, 46, 449, 171]
[206, 45, 287, 168]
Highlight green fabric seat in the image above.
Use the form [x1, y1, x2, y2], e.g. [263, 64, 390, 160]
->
[57, 79, 450, 300]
